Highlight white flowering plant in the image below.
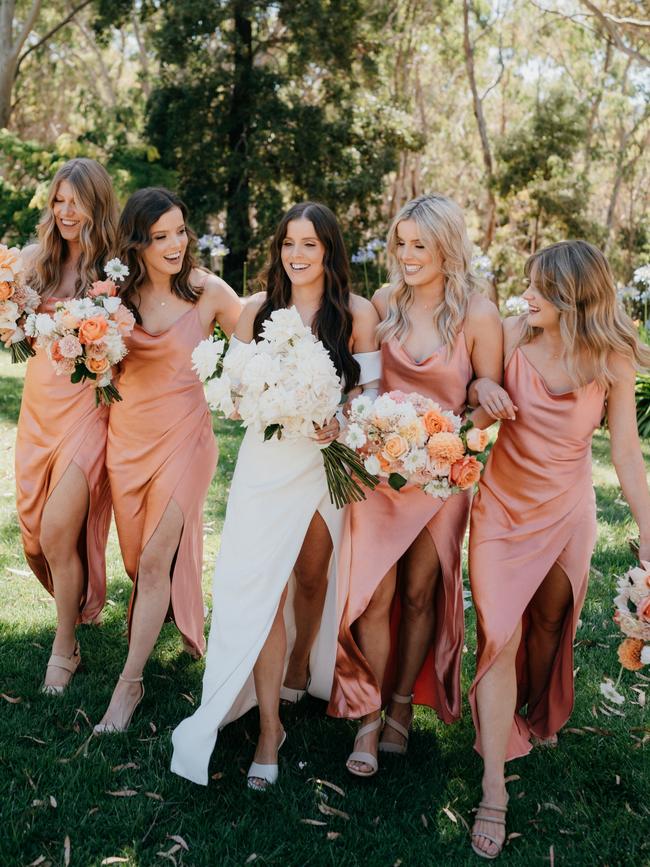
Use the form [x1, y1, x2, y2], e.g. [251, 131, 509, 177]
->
[0, 243, 41, 362]
[344, 390, 490, 499]
[191, 307, 379, 508]
[26, 260, 135, 405]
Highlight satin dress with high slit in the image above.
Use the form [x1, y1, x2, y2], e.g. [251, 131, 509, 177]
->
[15, 295, 112, 624]
[468, 346, 605, 760]
[328, 333, 473, 724]
[171, 334, 381, 786]
[106, 304, 218, 657]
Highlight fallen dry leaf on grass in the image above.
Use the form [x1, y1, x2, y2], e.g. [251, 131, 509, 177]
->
[106, 789, 138, 798]
[245, 855, 258, 864]
[318, 803, 350, 821]
[166, 835, 189, 852]
[21, 736, 47, 745]
[300, 819, 327, 826]
[27, 856, 47, 865]
[145, 792, 164, 801]
[327, 832, 341, 840]
[420, 814, 428, 829]
[49, 796, 57, 808]
[100, 859, 129, 865]
[1, 693, 21, 703]
[442, 806, 457, 824]
[111, 763, 139, 772]
[549, 844, 555, 867]
[63, 835, 71, 866]
[507, 832, 522, 841]
[180, 693, 195, 705]
[73, 708, 93, 728]
[310, 778, 346, 797]
[210, 772, 223, 781]
[504, 774, 520, 784]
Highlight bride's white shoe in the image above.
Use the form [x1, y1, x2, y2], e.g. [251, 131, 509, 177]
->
[247, 730, 287, 791]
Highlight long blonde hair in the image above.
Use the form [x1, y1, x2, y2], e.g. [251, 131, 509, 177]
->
[377, 194, 482, 354]
[522, 240, 650, 389]
[29, 158, 119, 298]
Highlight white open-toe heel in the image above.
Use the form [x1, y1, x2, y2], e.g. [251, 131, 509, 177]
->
[247, 730, 287, 791]
[379, 692, 413, 755]
[346, 716, 382, 778]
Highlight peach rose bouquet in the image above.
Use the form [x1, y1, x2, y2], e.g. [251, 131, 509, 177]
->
[612, 560, 650, 671]
[344, 389, 489, 499]
[26, 259, 135, 405]
[0, 243, 41, 362]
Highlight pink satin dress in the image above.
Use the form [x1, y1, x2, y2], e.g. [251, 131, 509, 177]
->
[329, 333, 473, 723]
[15, 296, 112, 623]
[107, 304, 218, 657]
[468, 347, 605, 760]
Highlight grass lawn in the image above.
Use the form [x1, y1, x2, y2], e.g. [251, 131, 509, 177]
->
[0, 353, 648, 867]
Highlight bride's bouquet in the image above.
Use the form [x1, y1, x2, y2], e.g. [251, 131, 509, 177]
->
[612, 561, 650, 671]
[26, 259, 136, 405]
[0, 244, 41, 362]
[191, 307, 378, 508]
[343, 389, 489, 499]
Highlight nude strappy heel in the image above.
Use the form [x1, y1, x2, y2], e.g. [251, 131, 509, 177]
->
[346, 716, 382, 778]
[247, 730, 287, 791]
[41, 641, 81, 696]
[379, 692, 413, 755]
[470, 801, 508, 860]
[93, 674, 144, 735]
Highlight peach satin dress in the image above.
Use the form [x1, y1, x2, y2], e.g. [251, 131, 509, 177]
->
[107, 304, 218, 657]
[15, 296, 112, 623]
[468, 347, 605, 760]
[329, 333, 473, 723]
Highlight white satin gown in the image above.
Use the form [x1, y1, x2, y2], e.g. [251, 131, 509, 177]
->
[171, 342, 381, 785]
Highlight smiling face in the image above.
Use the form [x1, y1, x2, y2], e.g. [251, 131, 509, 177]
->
[523, 267, 561, 329]
[395, 218, 444, 288]
[280, 218, 326, 289]
[141, 206, 188, 279]
[52, 179, 88, 243]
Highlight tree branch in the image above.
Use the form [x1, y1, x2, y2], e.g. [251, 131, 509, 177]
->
[14, 0, 94, 78]
[576, 0, 650, 68]
[12, 0, 42, 57]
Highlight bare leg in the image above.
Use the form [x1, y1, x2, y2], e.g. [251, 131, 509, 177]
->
[283, 512, 332, 691]
[381, 528, 441, 749]
[40, 462, 90, 690]
[526, 562, 573, 740]
[346, 565, 397, 774]
[249, 586, 289, 788]
[472, 621, 522, 857]
[96, 499, 183, 730]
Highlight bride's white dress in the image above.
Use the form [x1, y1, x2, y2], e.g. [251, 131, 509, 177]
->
[171, 344, 381, 785]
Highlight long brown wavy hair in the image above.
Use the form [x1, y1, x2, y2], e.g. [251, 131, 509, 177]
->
[522, 240, 650, 389]
[254, 201, 360, 389]
[29, 158, 119, 298]
[116, 187, 201, 323]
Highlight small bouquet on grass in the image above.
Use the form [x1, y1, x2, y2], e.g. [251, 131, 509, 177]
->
[0, 243, 41, 362]
[191, 307, 378, 508]
[343, 389, 489, 499]
[612, 561, 650, 671]
[26, 259, 135, 405]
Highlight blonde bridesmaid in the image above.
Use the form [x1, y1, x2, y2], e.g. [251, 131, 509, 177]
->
[93, 188, 242, 734]
[468, 241, 650, 859]
[329, 194, 503, 776]
[7, 159, 118, 694]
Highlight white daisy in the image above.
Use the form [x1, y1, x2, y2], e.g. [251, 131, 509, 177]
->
[105, 258, 130, 282]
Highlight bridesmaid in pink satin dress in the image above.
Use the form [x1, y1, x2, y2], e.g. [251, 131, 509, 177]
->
[467, 241, 650, 860]
[8, 159, 118, 694]
[329, 194, 504, 777]
[94, 188, 242, 734]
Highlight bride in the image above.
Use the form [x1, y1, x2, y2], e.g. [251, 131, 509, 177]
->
[171, 201, 380, 789]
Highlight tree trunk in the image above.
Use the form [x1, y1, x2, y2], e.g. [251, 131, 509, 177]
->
[462, 0, 496, 251]
[223, 0, 253, 294]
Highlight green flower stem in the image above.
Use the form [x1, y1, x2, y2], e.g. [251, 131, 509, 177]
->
[10, 339, 36, 363]
[95, 383, 123, 406]
[321, 440, 379, 508]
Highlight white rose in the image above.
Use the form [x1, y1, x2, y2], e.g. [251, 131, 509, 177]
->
[0, 300, 19, 329]
[364, 454, 381, 475]
[205, 374, 234, 414]
[191, 337, 225, 381]
[33, 312, 56, 337]
[102, 296, 122, 315]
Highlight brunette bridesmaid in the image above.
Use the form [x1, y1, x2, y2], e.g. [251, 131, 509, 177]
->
[468, 241, 650, 859]
[329, 194, 503, 776]
[93, 188, 242, 734]
[8, 159, 118, 694]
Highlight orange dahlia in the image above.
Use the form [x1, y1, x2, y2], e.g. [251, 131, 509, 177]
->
[617, 637, 645, 671]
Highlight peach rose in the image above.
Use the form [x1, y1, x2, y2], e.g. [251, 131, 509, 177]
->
[450, 455, 483, 489]
[113, 304, 136, 335]
[58, 311, 81, 330]
[466, 427, 489, 452]
[637, 596, 650, 623]
[0, 246, 20, 281]
[50, 341, 64, 362]
[426, 432, 465, 466]
[88, 279, 117, 298]
[0, 281, 14, 301]
[78, 316, 109, 344]
[423, 409, 454, 435]
[383, 434, 409, 462]
[85, 355, 110, 374]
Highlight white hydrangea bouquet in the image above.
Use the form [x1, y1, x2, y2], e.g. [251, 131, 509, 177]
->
[26, 259, 135, 405]
[191, 307, 378, 508]
[344, 389, 489, 499]
[0, 243, 41, 362]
